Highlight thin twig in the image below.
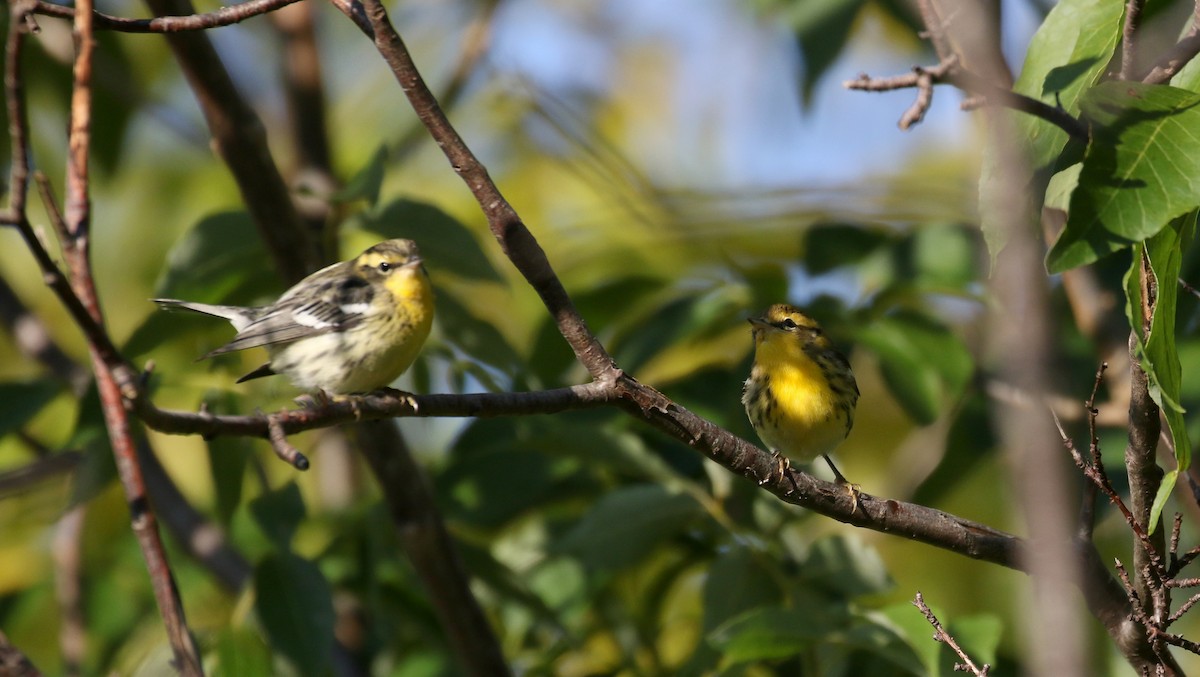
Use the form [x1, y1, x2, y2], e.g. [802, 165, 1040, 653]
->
[0, 630, 41, 677]
[845, 60, 1088, 141]
[914, 0, 955, 63]
[1141, 0, 1200, 85]
[265, 412, 310, 470]
[1168, 591, 1200, 623]
[1055, 364, 1165, 578]
[34, 0, 304, 33]
[913, 592, 991, 676]
[900, 67, 935, 130]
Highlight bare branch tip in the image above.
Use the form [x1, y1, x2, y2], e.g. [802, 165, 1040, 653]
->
[265, 413, 309, 471]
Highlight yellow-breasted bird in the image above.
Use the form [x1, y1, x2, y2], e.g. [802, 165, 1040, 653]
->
[742, 303, 859, 486]
[155, 238, 434, 395]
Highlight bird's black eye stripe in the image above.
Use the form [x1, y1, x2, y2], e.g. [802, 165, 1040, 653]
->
[378, 261, 392, 272]
[780, 318, 798, 330]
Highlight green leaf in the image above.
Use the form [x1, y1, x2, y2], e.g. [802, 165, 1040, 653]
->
[613, 285, 743, 373]
[362, 199, 501, 282]
[254, 552, 335, 677]
[837, 618, 926, 676]
[804, 223, 892, 274]
[802, 534, 893, 597]
[786, 0, 866, 103]
[913, 397, 995, 505]
[1014, 0, 1122, 170]
[213, 627, 274, 677]
[908, 223, 979, 288]
[1125, 213, 1194, 530]
[552, 484, 703, 571]
[155, 211, 278, 303]
[333, 144, 387, 206]
[68, 385, 117, 507]
[709, 608, 820, 661]
[856, 312, 973, 424]
[249, 482, 306, 551]
[881, 603, 1002, 677]
[980, 0, 1123, 260]
[0, 380, 61, 438]
[441, 447, 557, 529]
[702, 548, 784, 633]
[205, 392, 253, 526]
[1151, 469, 1180, 534]
[1048, 83, 1200, 272]
[943, 615, 1003, 673]
[709, 600, 847, 662]
[435, 290, 522, 374]
[128, 212, 281, 357]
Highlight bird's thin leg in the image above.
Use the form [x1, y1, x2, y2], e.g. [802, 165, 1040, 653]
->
[823, 454, 862, 513]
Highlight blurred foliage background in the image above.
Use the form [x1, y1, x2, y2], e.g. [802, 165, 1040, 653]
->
[3, 0, 1200, 674]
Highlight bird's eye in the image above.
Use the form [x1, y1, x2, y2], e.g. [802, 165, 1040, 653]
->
[781, 318, 797, 329]
[378, 262, 392, 273]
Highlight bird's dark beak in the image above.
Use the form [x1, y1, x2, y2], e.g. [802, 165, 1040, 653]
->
[404, 255, 424, 268]
[748, 316, 770, 329]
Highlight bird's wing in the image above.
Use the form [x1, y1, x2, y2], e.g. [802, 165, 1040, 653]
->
[201, 277, 376, 358]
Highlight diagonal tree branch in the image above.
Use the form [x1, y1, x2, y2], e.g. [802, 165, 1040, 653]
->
[354, 0, 617, 379]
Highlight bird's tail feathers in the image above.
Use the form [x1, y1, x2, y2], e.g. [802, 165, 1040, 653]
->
[152, 299, 253, 329]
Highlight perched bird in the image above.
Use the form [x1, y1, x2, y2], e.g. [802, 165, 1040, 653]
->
[155, 238, 434, 395]
[742, 304, 859, 486]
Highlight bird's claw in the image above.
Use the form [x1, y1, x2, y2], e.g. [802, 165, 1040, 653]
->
[379, 386, 419, 412]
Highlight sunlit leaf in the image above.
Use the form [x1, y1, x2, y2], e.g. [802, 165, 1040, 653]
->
[254, 552, 335, 677]
[980, 0, 1123, 260]
[1048, 83, 1200, 272]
